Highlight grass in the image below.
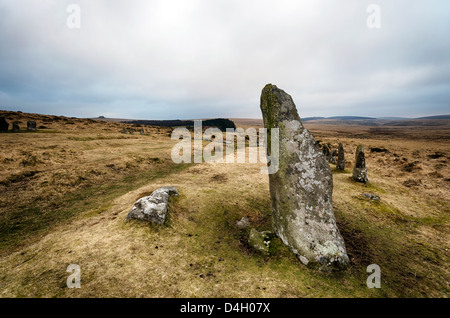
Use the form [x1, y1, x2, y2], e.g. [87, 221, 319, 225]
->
[0, 160, 192, 255]
[0, 170, 40, 185]
[67, 136, 131, 141]
[0, 110, 448, 298]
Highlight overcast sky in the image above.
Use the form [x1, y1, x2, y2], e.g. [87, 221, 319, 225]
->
[0, 0, 449, 119]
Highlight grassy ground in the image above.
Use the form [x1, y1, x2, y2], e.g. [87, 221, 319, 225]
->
[0, 110, 448, 297]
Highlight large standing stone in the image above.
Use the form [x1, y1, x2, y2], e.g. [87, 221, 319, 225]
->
[140, 128, 145, 135]
[337, 142, 345, 171]
[352, 145, 369, 183]
[27, 121, 36, 131]
[12, 122, 20, 132]
[126, 186, 178, 224]
[0, 117, 9, 133]
[129, 129, 134, 135]
[260, 84, 349, 270]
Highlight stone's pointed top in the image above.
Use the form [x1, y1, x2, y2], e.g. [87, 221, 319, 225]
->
[260, 83, 301, 127]
[153, 186, 179, 196]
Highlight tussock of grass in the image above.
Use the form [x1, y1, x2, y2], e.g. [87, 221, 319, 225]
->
[0, 170, 40, 185]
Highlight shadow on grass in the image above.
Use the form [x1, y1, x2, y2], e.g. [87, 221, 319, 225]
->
[334, 200, 448, 297]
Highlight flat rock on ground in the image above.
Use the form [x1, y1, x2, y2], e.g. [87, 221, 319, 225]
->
[126, 186, 179, 224]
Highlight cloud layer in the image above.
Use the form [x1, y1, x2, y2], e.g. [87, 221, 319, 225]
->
[0, 0, 449, 119]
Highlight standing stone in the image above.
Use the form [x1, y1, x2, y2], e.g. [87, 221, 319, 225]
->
[12, 122, 20, 132]
[126, 186, 179, 224]
[330, 149, 337, 164]
[129, 129, 134, 135]
[27, 121, 36, 131]
[337, 142, 345, 171]
[260, 84, 349, 270]
[140, 128, 145, 135]
[0, 117, 8, 133]
[322, 144, 331, 162]
[352, 145, 369, 183]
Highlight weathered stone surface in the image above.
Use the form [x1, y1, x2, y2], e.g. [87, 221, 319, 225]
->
[322, 144, 331, 162]
[352, 145, 369, 183]
[126, 186, 179, 224]
[129, 129, 134, 135]
[248, 228, 271, 255]
[140, 128, 145, 135]
[0, 117, 9, 133]
[236, 217, 250, 229]
[337, 142, 345, 171]
[12, 122, 20, 132]
[330, 149, 338, 164]
[27, 121, 36, 131]
[260, 84, 349, 270]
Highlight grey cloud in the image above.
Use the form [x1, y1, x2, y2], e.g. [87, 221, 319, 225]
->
[0, 0, 449, 119]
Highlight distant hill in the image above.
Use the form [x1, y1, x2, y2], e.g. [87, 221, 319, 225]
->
[328, 116, 376, 120]
[377, 117, 408, 120]
[302, 117, 326, 122]
[302, 116, 376, 121]
[91, 114, 450, 128]
[124, 118, 236, 131]
[416, 115, 450, 120]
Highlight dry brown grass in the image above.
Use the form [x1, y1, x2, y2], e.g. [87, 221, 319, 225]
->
[0, 111, 448, 298]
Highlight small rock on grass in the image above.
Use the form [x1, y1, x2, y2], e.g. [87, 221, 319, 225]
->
[126, 186, 178, 224]
[236, 217, 250, 229]
[360, 193, 380, 201]
[248, 228, 272, 255]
